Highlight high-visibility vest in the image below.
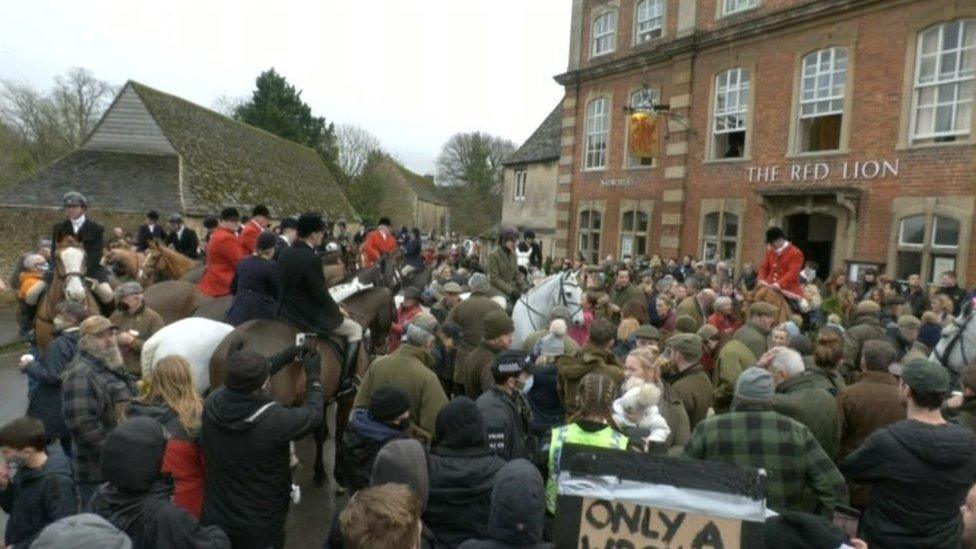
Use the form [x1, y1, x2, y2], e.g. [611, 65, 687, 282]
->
[546, 423, 628, 513]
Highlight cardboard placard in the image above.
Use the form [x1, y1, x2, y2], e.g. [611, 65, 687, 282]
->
[577, 496, 742, 549]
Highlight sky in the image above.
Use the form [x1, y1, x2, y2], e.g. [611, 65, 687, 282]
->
[0, 0, 571, 175]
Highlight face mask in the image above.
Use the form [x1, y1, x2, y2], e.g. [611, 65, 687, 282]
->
[6, 454, 27, 472]
[519, 375, 534, 395]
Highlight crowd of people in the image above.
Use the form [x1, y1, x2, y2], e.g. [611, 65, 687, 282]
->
[2, 193, 976, 548]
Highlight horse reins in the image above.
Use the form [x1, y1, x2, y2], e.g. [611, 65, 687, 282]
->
[517, 272, 584, 332]
[936, 310, 973, 371]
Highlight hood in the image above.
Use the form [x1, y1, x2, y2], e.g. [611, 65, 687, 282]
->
[91, 480, 172, 533]
[42, 445, 74, 479]
[203, 386, 276, 432]
[370, 438, 429, 510]
[556, 347, 611, 381]
[435, 396, 487, 450]
[101, 417, 166, 492]
[486, 459, 546, 545]
[888, 420, 976, 468]
[350, 408, 407, 442]
[126, 401, 180, 433]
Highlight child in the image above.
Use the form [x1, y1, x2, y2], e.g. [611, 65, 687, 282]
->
[0, 417, 76, 548]
[612, 382, 672, 451]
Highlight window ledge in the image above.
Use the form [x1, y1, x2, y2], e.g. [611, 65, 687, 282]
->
[589, 50, 616, 61]
[896, 139, 975, 152]
[785, 149, 849, 160]
[582, 167, 608, 173]
[703, 156, 751, 165]
[718, 7, 759, 20]
[623, 164, 657, 171]
[633, 33, 666, 48]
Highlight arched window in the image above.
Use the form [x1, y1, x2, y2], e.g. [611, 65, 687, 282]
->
[912, 19, 975, 143]
[712, 68, 750, 159]
[798, 47, 847, 152]
[578, 209, 602, 264]
[635, 0, 664, 43]
[897, 213, 961, 282]
[619, 210, 649, 260]
[584, 98, 610, 170]
[591, 11, 617, 57]
[701, 211, 739, 264]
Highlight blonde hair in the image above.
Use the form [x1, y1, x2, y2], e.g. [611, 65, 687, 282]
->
[341, 484, 421, 549]
[141, 355, 202, 434]
[627, 347, 661, 383]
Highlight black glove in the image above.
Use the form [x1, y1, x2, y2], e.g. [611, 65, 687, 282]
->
[303, 350, 322, 385]
[509, 291, 521, 301]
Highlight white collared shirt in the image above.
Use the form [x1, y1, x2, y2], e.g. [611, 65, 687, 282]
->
[774, 240, 791, 255]
[176, 227, 185, 239]
[70, 214, 86, 234]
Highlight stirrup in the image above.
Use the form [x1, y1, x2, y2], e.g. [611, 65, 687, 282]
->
[336, 375, 360, 400]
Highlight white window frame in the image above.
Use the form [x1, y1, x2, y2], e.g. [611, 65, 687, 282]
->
[578, 209, 602, 264]
[591, 11, 617, 58]
[619, 209, 650, 259]
[701, 211, 740, 264]
[635, 0, 664, 44]
[513, 170, 526, 202]
[895, 213, 961, 283]
[722, 0, 758, 17]
[625, 88, 660, 168]
[911, 19, 975, 142]
[712, 68, 750, 159]
[584, 97, 610, 171]
[800, 48, 847, 119]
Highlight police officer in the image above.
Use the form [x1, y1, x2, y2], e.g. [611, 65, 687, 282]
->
[476, 350, 534, 462]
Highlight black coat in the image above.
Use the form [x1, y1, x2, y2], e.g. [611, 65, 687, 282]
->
[337, 409, 408, 493]
[426, 447, 505, 548]
[404, 237, 425, 270]
[136, 224, 167, 252]
[476, 388, 534, 462]
[456, 460, 551, 549]
[24, 329, 78, 440]
[841, 420, 976, 549]
[52, 218, 107, 282]
[200, 370, 323, 549]
[167, 227, 200, 259]
[277, 241, 343, 335]
[0, 447, 76, 548]
[225, 256, 280, 327]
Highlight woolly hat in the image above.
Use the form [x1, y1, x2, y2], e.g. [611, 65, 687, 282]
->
[549, 305, 572, 322]
[435, 396, 487, 449]
[538, 332, 566, 358]
[224, 350, 270, 393]
[734, 366, 775, 403]
[368, 385, 411, 422]
[484, 310, 515, 339]
[675, 314, 699, 334]
[101, 417, 166, 492]
[31, 514, 132, 549]
[917, 323, 942, 349]
[370, 439, 429, 510]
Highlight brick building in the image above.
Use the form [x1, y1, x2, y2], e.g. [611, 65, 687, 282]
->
[553, 0, 976, 285]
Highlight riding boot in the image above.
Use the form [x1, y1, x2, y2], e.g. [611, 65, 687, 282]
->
[336, 343, 360, 399]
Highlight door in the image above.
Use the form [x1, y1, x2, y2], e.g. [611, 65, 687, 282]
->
[785, 213, 836, 280]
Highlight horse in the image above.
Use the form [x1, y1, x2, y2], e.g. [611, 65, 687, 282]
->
[141, 317, 235, 394]
[742, 285, 793, 326]
[933, 309, 976, 387]
[140, 240, 198, 286]
[34, 236, 101, 349]
[102, 248, 143, 285]
[143, 281, 212, 325]
[209, 286, 393, 486]
[511, 270, 585, 349]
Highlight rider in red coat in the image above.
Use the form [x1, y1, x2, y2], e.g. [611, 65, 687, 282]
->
[239, 205, 270, 256]
[758, 226, 805, 301]
[361, 217, 398, 268]
[198, 208, 244, 297]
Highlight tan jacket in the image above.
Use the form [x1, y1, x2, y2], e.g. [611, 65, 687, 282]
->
[109, 305, 165, 377]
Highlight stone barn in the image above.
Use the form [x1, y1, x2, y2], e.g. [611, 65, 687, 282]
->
[354, 154, 449, 235]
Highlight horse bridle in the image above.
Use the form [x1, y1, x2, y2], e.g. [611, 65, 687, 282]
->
[518, 271, 584, 332]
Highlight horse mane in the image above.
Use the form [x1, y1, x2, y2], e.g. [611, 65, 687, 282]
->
[109, 249, 141, 278]
[155, 244, 195, 277]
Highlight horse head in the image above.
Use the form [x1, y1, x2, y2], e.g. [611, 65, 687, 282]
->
[139, 245, 162, 286]
[560, 270, 586, 327]
[55, 236, 87, 302]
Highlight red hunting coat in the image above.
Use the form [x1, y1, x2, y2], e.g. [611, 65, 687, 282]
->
[362, 230, 398, 268]
[198, 227, 244, 297]
[239, 219, 266, 256]
[758, 242, 805, 300]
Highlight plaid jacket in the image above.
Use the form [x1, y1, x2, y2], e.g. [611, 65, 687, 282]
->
[61, 350, 138, 483]
[684, 404, 848, 515]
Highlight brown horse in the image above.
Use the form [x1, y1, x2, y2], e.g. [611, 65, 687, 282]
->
[102, 248, 143, 284]
[143, 281, 212, 325]
[209, 286, 393, 485]
[35, 236, 101, 349]
[140, 241, 198, 286]
[743, 285, 793, 326]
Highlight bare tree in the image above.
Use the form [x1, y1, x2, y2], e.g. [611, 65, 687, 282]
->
[212, 94, 246, 117]
[435, 132, 516, 234]
[50, 67, 116, 145]
[336, 123, 382, 179]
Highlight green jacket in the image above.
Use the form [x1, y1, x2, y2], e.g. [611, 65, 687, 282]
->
[487, 247, 521, 296]
[354, 343, 449, 436]
[684, 404, 848, 515]
[773, 373, 842, 459]
[610, 283, 644, 309]
[555, 346, 624, 418]
[947, 397, 976, 440]
[666, 363, 713, 430]
[713, 339, 757, 413]
[446, 290, 505, 369]
[805, 365, 846, 397]
[676, 296, 704, 327]
[842, 315, 886, 382]
[732, 322, 770, 361]
[546, 422, 628, 513]
[456, 341, 505, 399]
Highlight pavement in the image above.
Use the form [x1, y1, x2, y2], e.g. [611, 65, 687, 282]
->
[0, 308, 344, 548]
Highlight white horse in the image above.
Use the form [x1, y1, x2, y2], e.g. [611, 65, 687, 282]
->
[512, 270, 585, 348]
[141, 317, 234, 394]
[933, 310, 976, 387]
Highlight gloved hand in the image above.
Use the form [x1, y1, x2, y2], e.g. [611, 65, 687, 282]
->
[280, 344, 302, 364]
[303, 350, 322, 385]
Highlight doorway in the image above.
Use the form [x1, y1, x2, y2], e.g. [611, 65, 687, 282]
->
[785, 213, 836, 280]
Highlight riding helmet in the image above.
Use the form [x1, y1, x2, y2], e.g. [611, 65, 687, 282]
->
[61, 192, 88, 208]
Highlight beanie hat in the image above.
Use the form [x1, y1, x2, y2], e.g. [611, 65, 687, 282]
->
[917, 323, 942, 349]
[101, 417, 166, 492]
[435, 396, 487, 449]
[256, 231, 278, 251]
[368, 385, 412, 422]
[538, 333, 566, 358]
[675, 314, 699, 334]
[31, 514, 132, 549]
[484, 310, 515, 339]
[370, 439, 428, 510]
[734, 366, 775, 403]
[224, 350, 270, 393]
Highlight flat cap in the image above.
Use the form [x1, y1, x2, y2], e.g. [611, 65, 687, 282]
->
[897, 315, 921, 330]
[665, 333, 704, 361]
[442, 282, 463, 294]
[79, 316, 118, 336]
[856, 300, 881, 315]
[675, 314, 699, 334]
[633, 324, 661, 341]
[749, 302, 778, 317]
[697, 324, 720, 341]
[901, 358, 950, 394]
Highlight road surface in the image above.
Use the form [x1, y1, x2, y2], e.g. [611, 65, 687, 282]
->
[0, 307, 346, 548]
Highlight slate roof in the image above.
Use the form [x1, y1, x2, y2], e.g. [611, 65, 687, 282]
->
[504, 104, 563, 166]
[0, 150, 180, 212]
[0, 81, 359, 220]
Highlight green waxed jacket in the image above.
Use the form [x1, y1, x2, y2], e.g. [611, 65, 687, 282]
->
[487, 247, 521, 297]
[713, 339, 757, 413]
[773, 373, 842, 460]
